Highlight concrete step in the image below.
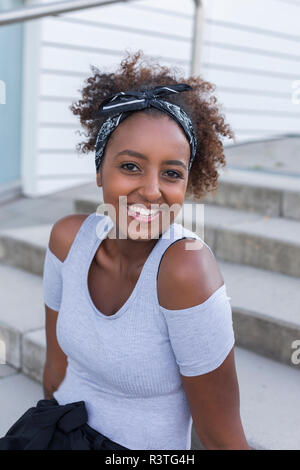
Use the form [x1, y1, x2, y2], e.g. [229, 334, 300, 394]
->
[74, 170, 300, 220]
[0, 370, 43, 438]
[195, 346, 300, 450]
[224, 137, 300, 179]
[0, 232, 299, 369]
[219, 260, 300, 368]
[0, 264, 45, 368]
[22, 329, 46, 384]
[198, 204, 300, 278]
[200, 168, 300, 221]
[0, 223, 51, 276]
[1, 342, 298, 449]
[73, 195, 300, 278]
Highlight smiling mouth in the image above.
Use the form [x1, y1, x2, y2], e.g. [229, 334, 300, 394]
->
[126, 205, 161, 223]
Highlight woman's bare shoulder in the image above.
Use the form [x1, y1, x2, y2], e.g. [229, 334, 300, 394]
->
[48, 213, 90, 263]
[157, 238, 224, 310]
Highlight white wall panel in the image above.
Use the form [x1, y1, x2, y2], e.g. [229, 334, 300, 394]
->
[213, 91, 299, 115]
[38, 127, 80, 150]
[36, 177, 94, 195]
[200, 0, 300, 145]
[40, 45, 122, 74]
[40, 18, 191, 62]
[226, 112, 300, 133]
[129, 0, 195, 16]
[40, 73, 88, 98]
[37, 152, 95, 176]
[203, 20, 300, 57]
[203, 44, 300, 76]
[39, 100, 78, 124]
[202, 67, 295, 94]
[66, 4, 193, 37]
[208, 0, 300, 35]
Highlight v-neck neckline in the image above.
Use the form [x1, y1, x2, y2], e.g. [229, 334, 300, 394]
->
[85, 215, 165, 320]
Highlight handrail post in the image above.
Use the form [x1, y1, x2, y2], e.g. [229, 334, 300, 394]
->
[191, 0, 204, 76]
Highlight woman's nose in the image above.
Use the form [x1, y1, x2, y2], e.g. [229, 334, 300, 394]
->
[140, 175, 162, 202]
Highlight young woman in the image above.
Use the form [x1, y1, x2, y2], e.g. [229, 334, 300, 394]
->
[0, 50, 250, 450]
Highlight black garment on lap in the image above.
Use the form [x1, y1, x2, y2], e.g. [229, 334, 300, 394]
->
[0, 398, 129, 450]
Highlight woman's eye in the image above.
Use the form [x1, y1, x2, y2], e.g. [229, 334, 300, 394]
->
[165, 170, 182, 179]
[121, 163, 139, 172]
[120, 164, 182, 179]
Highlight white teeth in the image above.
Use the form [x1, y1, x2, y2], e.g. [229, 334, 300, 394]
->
[128, 205, 159, 216]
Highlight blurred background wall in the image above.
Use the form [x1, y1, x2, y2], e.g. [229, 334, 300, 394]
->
[0, 0, 300, 198]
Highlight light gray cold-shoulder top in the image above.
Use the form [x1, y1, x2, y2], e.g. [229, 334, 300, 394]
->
[43, 212, 235, 450]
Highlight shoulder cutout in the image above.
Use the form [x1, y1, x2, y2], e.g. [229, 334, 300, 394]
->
[48, 213, 90, 263]
[157, 238, 224, 310]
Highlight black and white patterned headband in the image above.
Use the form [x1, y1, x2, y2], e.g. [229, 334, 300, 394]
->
[94, 83, 197, 173]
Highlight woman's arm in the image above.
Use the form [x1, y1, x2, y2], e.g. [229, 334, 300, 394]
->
[157, 238, 251, 450]
[43, 304, 68, 400]
[181, 348, 250, 450]
[43, 213, 89, 399]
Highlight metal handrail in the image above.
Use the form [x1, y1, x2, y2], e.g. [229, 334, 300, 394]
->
[0, 0, 137, 26]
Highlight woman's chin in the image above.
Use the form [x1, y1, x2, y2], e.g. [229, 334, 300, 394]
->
[127, 217, 162, 240]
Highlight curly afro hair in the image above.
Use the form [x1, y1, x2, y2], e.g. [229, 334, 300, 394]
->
[70, 49, 234, 201]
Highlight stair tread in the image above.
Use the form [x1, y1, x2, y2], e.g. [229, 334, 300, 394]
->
[234, 347, 300, 450]
[0, 223, 52, 247]
[219, 260, 300, 327]
[0, 264, 45, 332]
[214, 208, 300, 242]
[0, 372, 43, 437]
[218, 167, 300, 192]
[184, 204, 300, 244]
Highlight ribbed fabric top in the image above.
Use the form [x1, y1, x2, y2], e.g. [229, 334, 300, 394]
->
[43, 213, 235, 450]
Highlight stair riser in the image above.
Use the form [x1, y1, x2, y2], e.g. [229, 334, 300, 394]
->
[0, 325, 47, 372]
[185, 214, 300, 278]
[201, 183, 300, 221]
[214, 229, 300, 278]
[0, 325, 21, 369]
[232, 310, 300, 369]
[283, 191, 300, 220]
[22, 334, 46, 384]
[75, 199, 99, 215]
[200, 183, 282, 217]
[0, 237, 45, 276]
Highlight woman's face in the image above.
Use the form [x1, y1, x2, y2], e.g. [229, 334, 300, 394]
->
[96, 111, 190, 240]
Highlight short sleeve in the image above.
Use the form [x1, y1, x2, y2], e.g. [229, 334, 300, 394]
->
[159, 284, 235, 376]
[43, 246, 63, 311]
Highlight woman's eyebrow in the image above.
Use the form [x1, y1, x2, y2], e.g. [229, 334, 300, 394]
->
[114, 149, 187, 170]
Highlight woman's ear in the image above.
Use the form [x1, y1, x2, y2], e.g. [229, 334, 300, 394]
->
[96, 171, 102, 187]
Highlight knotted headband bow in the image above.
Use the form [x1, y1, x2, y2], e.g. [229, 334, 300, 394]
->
[94, 83, 197, 172]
